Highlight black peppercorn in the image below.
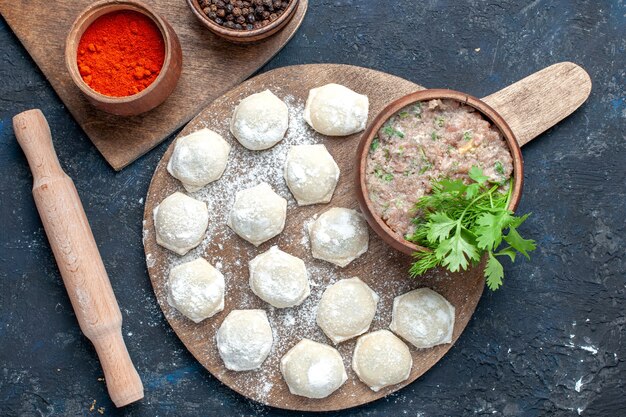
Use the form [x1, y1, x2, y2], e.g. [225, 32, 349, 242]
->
[201, 0, 290, 30]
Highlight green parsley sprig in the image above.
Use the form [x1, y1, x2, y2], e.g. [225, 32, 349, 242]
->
[406, 167, 536, 290]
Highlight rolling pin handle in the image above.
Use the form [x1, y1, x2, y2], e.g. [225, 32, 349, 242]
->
[92, 329, 145, 407]
[12, 109, 65, 183]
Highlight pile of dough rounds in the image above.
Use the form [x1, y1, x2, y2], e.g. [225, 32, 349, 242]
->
[230, 90, 289, 151]
[280, 339, 347, 399]
[227, 182, 287, 246]
[167, 258, 225, 323]
[216, 309, 273, 371]
[167, 128, 231, 192]
[284, 144, 340, 206]
[154, 192, 208, 256]
[390, 288, 456, 349]
[352, 330, 412, 392]
[316, 277, 379, 344]
[308, 207, 369, 267]
[156, 84, 461, 399]
[249, 246, 310, 308]
[304, 83, 369, 136]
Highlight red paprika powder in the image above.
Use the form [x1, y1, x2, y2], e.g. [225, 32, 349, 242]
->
[77, 10, 165, 97]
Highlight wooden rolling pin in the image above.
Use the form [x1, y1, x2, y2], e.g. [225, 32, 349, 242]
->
[13, 109, 143, 407]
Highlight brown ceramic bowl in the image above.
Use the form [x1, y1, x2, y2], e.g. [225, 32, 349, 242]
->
[186, 0, 299, 44]
[356, 89, 524, 256]
[65, 0, 182, 116]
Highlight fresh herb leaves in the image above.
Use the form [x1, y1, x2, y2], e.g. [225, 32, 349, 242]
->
[370, 137, 380, 151]
[374, 167, 394, 182]
[407, 167, 535, 290]
[382, 124, 405, 138]
[494, 161, 504, 175]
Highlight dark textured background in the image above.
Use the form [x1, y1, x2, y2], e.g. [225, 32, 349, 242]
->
[1, 1, 625, 416]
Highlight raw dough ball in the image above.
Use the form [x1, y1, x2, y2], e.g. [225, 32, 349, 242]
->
[308, 207, 369, 267]
[216, 309, 273, 371]
[284, 144, 340, 206]
[352, 330, 412, 391]
[316, 277, 379, 344]
[390, 288, 455, 349]
[154, 192, 208, 255]
[280, 339, 347, 399]
[166, 128, 231, 192]
[304, 83, 369, 136]
[230, 90, 289, 150]
[227, 182, 287, 246]
[249, 246, 310, 308]
[167, 258, 225, 323]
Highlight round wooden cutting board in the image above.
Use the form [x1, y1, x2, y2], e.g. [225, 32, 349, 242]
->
[143, 64, 486, 411]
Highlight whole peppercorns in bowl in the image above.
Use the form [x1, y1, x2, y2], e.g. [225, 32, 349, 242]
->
[187, 0, 300, 43]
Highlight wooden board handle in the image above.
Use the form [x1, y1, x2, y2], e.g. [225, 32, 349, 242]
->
[482, 62, 592, 147]
[13, 110, 144, 407]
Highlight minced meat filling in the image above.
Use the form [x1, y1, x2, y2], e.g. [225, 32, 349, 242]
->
[365, 98, 513, 238]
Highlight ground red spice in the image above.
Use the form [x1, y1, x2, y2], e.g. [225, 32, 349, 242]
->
[77, 10, 165, 97]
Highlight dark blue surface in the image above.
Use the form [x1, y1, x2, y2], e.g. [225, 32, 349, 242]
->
[1, 1, 625, 416]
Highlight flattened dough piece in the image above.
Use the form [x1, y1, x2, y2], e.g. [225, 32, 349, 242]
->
[280, 339, 347, 399]
[167, 128, 231, 192]
[316, 277, 379, 344]
[227, 182, 287, 246]
[284, 144, 340, 206]
[308, 207, 369, 267]
[230, 90, 289, 150]
[167, 258, 225, 323]
[154, 192, 208, 255]
[249, 246, 310, 308]
[352, 330, 412, 391]
[304, 83, 369, 136]
[390, 288, 455, 349]
[216, 309, 273, 371]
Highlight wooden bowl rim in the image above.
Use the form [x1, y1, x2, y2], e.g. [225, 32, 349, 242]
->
[64, 0, 177, 104]
[186, 0, 299, 41]
[356, 88, 524, 255]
